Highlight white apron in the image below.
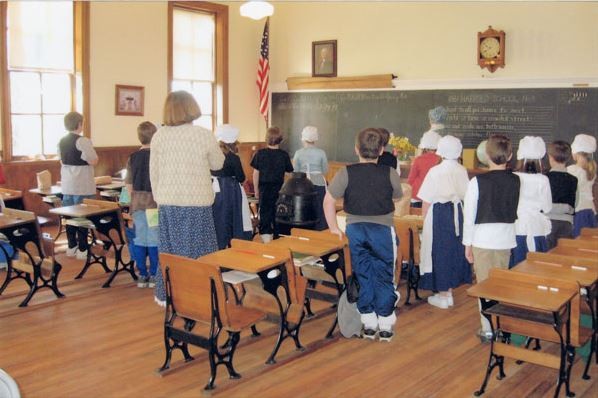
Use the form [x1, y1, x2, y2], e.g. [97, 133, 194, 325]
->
[420, 200, 461, 275]
[240, 184, 253, 232]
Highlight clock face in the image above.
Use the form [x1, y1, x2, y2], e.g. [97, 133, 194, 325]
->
[480, 37, 500, 59]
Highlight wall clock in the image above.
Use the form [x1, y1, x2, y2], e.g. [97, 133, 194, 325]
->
[477, 26, 505, 73]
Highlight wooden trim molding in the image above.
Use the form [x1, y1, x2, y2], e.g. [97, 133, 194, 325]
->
[0, 2, 90, 159]
[0, 1, 12, 160]
[286, 74, 395, 90]
[168, 1, 229, 126]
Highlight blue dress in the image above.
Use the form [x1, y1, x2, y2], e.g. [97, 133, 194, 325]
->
[153, 205, 219, 305]
[420, 202, 472, 292]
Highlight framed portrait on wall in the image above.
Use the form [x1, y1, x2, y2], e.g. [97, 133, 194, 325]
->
[312, 40, 337, 77]
[115, 85, 144, 116]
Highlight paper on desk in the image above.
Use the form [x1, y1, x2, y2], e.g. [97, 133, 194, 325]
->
[221, 270, 259, 284]
[146, 208, 159, 227]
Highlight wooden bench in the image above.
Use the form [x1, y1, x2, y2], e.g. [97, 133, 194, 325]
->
[0, 208, 64, 307]
[158, 253, 266, 390]
[557, 238, 598, 251]
[468, 268, 579, 398]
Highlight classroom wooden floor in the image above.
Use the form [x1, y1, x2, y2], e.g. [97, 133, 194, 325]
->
[0, 239, 597, 398]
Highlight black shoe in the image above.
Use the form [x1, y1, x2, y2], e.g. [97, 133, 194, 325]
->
[379, 330, 393, 342]
[362, 328, 377, 340]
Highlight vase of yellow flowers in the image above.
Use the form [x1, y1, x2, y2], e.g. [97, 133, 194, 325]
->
[388, 134, 416, 164]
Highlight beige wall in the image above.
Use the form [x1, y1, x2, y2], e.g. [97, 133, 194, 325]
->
[2, 2, 597, 149]
[270, 1, 598, 84]
[89, 2, 168, 147]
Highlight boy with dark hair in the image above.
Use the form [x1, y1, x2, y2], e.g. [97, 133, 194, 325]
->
[324, 128, 403, 342]
[546, 141, 578, 249]
[251, 127, 294, 242]
[126, 121, 159, 288]
[463, 134, 520, 342]
[376, 128, 398, 171]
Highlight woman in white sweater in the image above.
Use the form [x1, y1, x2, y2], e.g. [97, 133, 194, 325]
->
[149, 91, 224, 305]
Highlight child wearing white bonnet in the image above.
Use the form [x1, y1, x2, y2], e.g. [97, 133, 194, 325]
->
[417, 135, 471, 309]
[292, 125, 329, 230]
[510, 136, 552, 266]
[211, 124, 253, 249]
[567, 133, 598, 235]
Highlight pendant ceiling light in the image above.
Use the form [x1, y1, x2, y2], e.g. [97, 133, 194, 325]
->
[240, 1, 274, 20]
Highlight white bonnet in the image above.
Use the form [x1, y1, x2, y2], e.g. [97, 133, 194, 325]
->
[301, 126, 319, 142]
[419, 130, 441, 150]
[436, 135, 462, 160]
[517, 136, 546, 160]
[571, 134, 596, 154]
[215, 124, 240, 144]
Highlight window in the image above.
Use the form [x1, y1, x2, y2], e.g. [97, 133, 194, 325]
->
[0, 1, 89, 160]
[169, 2, 228, 131]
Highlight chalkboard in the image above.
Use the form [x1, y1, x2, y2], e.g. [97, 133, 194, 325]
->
[272, 88, 598, 162]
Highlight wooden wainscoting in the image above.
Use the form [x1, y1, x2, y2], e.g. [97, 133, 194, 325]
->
[1, 146, 138, 217]
[238, 142, 266, 192]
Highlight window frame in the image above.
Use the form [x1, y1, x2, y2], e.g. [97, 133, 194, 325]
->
[168, 1, 228, 129]
[0, 1, 90, 161]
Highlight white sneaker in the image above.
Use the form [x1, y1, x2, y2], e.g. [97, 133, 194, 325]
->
[428, 294, 449, 309]
[76, 249, 88, 260]
[66, 246, 77, 257]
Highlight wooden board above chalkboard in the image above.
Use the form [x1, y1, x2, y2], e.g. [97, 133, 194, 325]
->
[272, 88, 598, 162]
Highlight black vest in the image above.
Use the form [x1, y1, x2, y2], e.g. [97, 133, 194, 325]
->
[129, 149, 152, 192]
[547, 171, 577, 209]
[59, 133, 88, 166]
[344, 163, 394, 216]
[475, 170, 520, 224]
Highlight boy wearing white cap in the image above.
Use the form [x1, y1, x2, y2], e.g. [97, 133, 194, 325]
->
[509, 136, 552, 267]
[292, 126, 329, 230]
[407, 130, 441, 208]
[211, 124, 253, 249]
[418, 135, 472, 309]
[567, 133, 597, 236]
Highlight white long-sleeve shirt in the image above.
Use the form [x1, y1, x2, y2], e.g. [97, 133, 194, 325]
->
[514, 172, 552, 237]
[462, 176, 517, 250]
[567, 164, 596, 213]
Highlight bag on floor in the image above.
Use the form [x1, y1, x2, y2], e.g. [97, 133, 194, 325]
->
[337, 290, 361, 338]
[346, 274, 360, 303]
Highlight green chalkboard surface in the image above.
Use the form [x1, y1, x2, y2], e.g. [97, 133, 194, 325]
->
[272, 88, 598, 162]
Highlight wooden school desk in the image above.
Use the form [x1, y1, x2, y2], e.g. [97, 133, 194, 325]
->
[550, 246, 598, 260]
[50, 201, 136, 288]
[467, 269, 578, 398]
[0, 188, 24, 210]
[198, 240, 304, 365]
[0, 211, 64, 306]
[558, 238, 598, 251]
[269, 228, 351, 338]
[511, 253, 598, 379]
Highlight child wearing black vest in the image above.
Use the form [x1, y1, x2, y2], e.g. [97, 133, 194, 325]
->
[463, 134, 520, 342]
[324, 128, 403, 342]
[546, 141, 578, 249]
[126, 122, 159, 288]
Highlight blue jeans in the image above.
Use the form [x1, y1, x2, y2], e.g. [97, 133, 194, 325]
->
[62, 194, 96, 250]
[131, 210, 159, 278]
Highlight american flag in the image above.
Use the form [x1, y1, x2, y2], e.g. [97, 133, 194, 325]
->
[256, 18, 270, 123]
